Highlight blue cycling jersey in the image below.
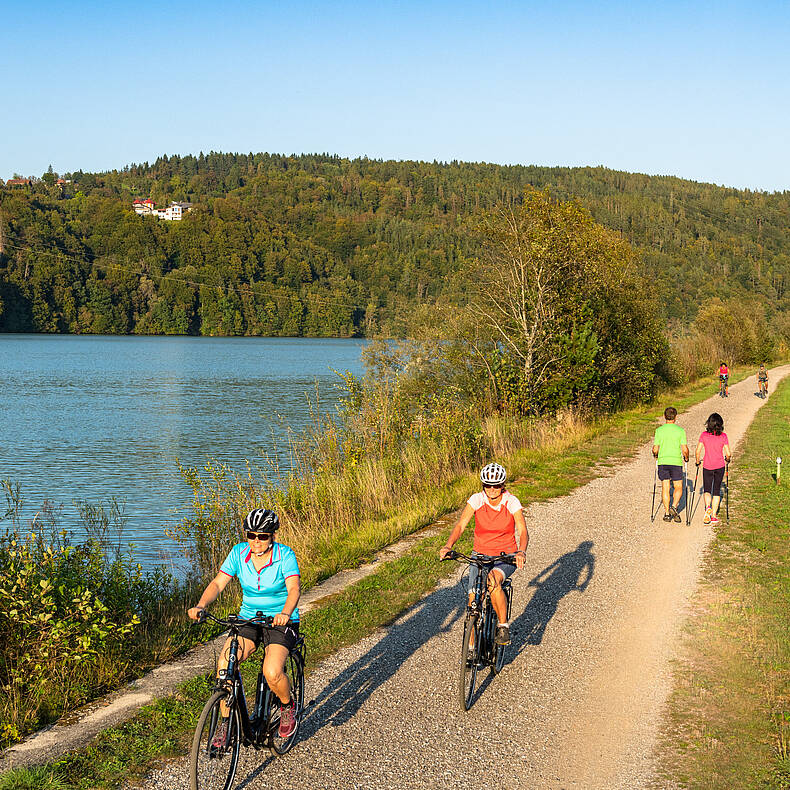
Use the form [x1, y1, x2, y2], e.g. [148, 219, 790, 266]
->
[220, 542, 300, 620]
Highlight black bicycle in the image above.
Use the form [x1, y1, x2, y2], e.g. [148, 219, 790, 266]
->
[719, 375, 729, 398]
[189, 612, 305, 790]
[443, 551, 516, 710]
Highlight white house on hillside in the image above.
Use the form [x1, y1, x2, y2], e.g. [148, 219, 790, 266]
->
[132, 199, 193, 220]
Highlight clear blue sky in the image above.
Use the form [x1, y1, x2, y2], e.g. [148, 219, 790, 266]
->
[2, 0, 788, 191]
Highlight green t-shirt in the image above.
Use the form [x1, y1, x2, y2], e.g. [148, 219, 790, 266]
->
[654, 422, 687, 466]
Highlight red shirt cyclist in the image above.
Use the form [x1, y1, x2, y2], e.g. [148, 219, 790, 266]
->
[439, 463, 528, 645]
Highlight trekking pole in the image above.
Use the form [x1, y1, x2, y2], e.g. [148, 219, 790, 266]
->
[725, 458, 730, 522]
[688, 462, 700, 525]
[650, 458, 658, 523]
[683, 460, 689, 525]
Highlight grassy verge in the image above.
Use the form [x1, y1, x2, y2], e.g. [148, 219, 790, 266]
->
[655, 372, 790, 789]
[0, 366, 757, 788]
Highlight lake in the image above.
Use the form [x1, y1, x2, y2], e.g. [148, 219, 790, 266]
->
[0, 335, 366, 568]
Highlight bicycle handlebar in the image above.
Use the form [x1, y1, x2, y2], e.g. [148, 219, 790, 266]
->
[441, 550, 519, 566]
[195, 611, 280, 628]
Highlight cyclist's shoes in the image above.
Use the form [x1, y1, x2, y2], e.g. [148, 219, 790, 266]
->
[211, 718, 229, 749]
[703, 508, 712, 525]
[495, 623, 511, 645]
[670, 506, 681, 523]
[662, 512, 673, 522]
[278, 699, 297, 738]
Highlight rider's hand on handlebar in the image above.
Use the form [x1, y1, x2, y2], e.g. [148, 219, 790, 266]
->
[515, 550, 526, 570]
[187, 606, 205, 622]
[439, 546, 453, 561]
[272, 612, 290, 627]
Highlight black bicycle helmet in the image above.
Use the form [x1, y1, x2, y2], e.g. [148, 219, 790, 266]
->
[243, 508, 280, 532]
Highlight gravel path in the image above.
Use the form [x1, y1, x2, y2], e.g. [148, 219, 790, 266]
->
[137, 366, 788, 790]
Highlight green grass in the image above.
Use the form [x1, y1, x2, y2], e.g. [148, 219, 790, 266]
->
[1, 366, 759, 787]
[656, 372, 790, 789]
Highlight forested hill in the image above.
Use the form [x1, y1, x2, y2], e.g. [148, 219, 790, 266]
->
[1, 153, 789, 336]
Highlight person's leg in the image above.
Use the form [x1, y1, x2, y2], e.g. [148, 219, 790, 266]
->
[703, 492, 712, 509]
[263, 643, 292, 705]
[672, 478, 683, 510]
[488, 569, 508, 624]
[662, 479, 671, 513]
[217, 635, 257, 716]
[711, 495, 721, 515]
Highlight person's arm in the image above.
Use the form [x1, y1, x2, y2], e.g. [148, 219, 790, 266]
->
[273, 575, 301, 626]
[514, 509, 528, 569]
[188, 571, 233, 620]
[723, 443, 731, 463]
[681, 443, 690, 463]
[652, 443, 660, 458]
[439, 503, 475, 559]
[695, 441, 705, 465]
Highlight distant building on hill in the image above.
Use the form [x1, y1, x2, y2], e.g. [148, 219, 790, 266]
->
[132, 199, 192, 220]
[5, 178, 32, 188]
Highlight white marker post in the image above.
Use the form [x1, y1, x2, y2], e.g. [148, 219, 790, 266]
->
[777, 457, 782, 484]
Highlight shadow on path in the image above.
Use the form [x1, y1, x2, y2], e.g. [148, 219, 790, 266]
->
[509, 541, 595, 661]
[299, 582, 466, 738]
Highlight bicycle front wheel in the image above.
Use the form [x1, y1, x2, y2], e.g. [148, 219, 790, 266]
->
[459, 615, 479, 711]
[189, 690, 242, 790]
[270, 651, 305, 756]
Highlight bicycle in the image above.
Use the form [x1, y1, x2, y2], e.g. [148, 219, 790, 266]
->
[442, 551, 516, 710]
[719, 375, 729, 398]
[759, 379, 768, 399]
[189, 612, 305, 790]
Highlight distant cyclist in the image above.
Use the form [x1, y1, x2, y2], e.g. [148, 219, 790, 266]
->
[652, 407, 689, 523]
[188, 509, 301, 743]
[757, 363, 768, 398]
[718, 361, 729, 397]
[439, 463, 528, 645]
[695, 413, 731, 525]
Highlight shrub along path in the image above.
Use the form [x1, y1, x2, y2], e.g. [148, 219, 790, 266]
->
[131, 365, 787, 790]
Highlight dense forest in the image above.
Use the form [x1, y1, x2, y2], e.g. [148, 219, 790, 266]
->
[1, 153, 788, 338]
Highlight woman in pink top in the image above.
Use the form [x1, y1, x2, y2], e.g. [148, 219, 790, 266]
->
[695, 412, 731, 525]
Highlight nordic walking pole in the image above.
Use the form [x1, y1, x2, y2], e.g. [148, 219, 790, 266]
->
[689, 462, 700, 525]
[683, 460, 689, 525]
[651, 457, 658, 522]
[725, 457, 730, 522]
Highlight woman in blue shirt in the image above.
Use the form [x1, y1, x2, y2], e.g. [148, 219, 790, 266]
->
[188, 509, 301, 739]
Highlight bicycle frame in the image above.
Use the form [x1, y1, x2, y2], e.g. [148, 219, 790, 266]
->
[207, 614, 304, 749]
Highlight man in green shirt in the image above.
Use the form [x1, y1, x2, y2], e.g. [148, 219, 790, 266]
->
[652, 406, 689, 523]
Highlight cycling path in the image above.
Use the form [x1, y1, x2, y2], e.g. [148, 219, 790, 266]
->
[137, 365, 788, 790]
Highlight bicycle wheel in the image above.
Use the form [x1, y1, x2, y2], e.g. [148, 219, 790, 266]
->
[189, 690, 242, 790]
[459, 614, 479, 711]
[270, 651, 305, 756]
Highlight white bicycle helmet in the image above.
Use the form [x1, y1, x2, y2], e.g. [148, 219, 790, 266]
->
[480, 463, 507, 486]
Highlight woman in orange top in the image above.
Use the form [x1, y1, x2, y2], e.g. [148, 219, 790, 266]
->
[439, 463, 528, 645]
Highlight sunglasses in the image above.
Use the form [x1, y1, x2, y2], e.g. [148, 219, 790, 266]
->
[246, 531, 273, 541]
[483, 483, 504, 490]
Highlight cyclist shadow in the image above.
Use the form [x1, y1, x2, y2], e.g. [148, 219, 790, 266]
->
[298, 581, 466, 739]
[507, 540, 595, 663]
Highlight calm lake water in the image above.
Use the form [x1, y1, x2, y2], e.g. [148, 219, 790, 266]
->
[0, 335, 366, 568]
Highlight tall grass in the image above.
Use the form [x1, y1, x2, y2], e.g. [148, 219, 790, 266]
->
[0, 482, 229, 748]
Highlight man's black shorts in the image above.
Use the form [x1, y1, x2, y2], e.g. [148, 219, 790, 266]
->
[237, 621, 299, 652]
[657, 464, 683, 481]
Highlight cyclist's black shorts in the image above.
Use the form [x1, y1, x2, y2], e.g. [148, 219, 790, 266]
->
[719, 375, 728, 382]
[237, 621, 299, 652]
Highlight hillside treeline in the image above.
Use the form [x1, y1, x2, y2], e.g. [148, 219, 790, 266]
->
[1, 152, 789, 343]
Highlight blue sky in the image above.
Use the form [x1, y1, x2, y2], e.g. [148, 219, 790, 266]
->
[1, 0, 788, 191]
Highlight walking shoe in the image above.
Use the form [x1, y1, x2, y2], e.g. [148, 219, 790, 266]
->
[211, 718, 229, 749]
[703, 507, 712, 525]
[670, 506, 681, 523]
[710, 513, 720, 525]
[278, 699, 297, 738]
[495, 623, 511, 646]
[662, 512, 673, 522]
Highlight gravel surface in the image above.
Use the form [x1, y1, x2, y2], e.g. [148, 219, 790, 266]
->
[136, 366, 790, 789]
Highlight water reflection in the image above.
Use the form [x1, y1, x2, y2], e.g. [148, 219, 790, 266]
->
[0, 335, 366, 567]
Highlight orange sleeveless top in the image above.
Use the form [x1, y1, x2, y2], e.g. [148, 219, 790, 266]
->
[472, 496, 518, 555]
